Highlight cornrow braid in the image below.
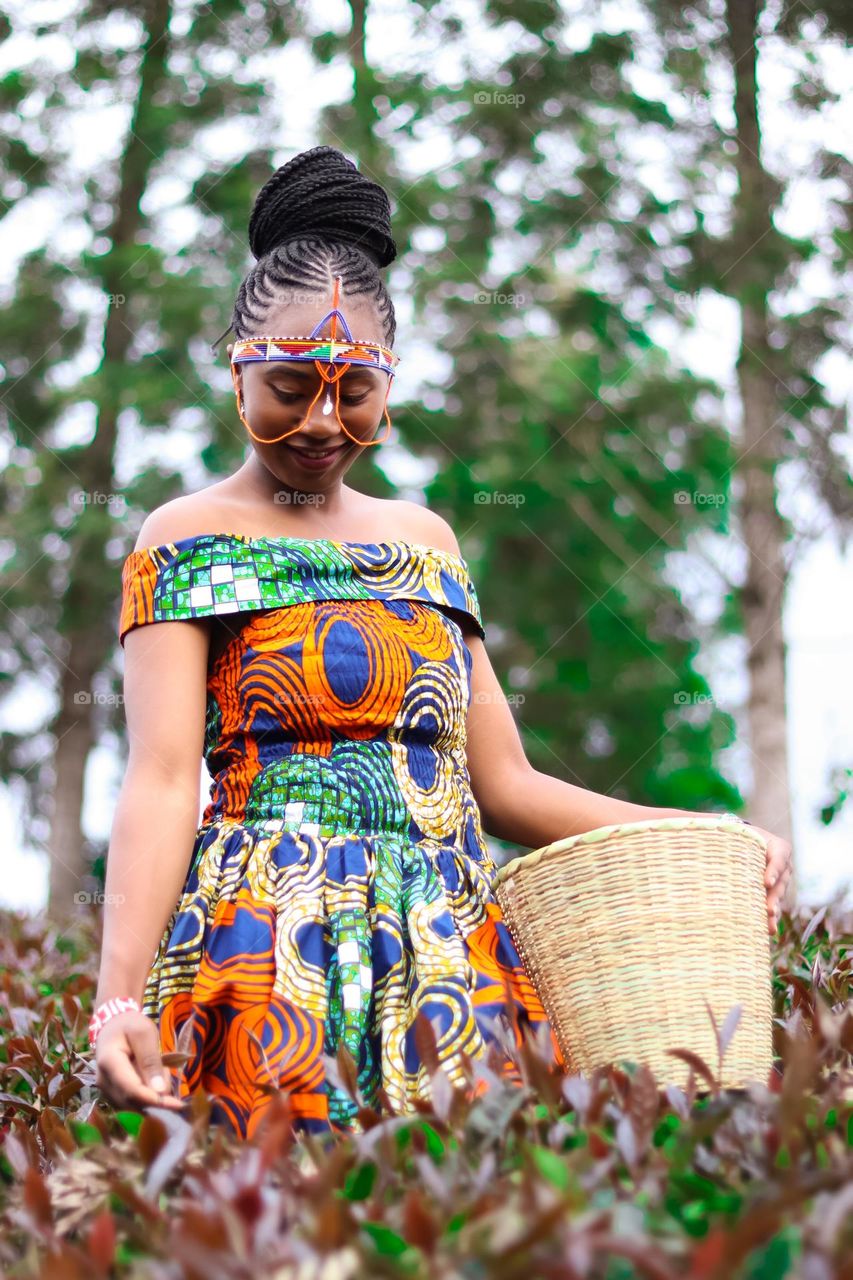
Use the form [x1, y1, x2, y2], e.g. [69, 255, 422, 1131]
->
[230, 145, 397, 348]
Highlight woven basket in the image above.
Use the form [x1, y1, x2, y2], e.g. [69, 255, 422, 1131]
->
[492, 816, 774, 1090]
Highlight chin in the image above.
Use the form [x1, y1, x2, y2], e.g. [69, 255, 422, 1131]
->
[273, 448, 358, 490]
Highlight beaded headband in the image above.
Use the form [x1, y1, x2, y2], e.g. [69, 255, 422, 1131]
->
[229, 275, 398, 447]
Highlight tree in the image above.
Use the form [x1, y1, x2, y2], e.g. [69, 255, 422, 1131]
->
[312, 0, 852, 872]
[314, 1, 748, 830]
[0, 0, 303, 913]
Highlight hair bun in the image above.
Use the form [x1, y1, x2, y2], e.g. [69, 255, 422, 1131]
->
[248, 145, 397, 269]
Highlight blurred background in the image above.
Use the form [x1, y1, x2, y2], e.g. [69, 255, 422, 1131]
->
[0, 0, 850, 918]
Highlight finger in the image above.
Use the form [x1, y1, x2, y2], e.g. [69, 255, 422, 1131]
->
[767, 879, 784, 908]
[766, 887, 784, 915]
[126, 1024, 171, 1095]
[766, 883, 783, 910]
[768, 868, 794, 909]
[98, 1051, 160, 1108]
[765, 847, 785, 884]
[98, 1047, 184, 1111]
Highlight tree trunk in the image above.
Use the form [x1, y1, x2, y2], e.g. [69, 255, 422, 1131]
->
[725, 0, 795, 889]
[48, 655, 99, 913]
[47, 0, 173, 915]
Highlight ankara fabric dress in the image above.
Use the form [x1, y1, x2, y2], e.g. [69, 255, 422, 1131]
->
[118, 534, 559, 1138]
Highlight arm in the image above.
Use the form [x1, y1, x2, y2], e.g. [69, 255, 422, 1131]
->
[94, 511, 212, 1110]
[464, 633, 683, 846]
[94, 614, 210, 1110]
[96, 616, 210, 1008]
[464, 636, 792, 933]
[407, 505, 682, 842]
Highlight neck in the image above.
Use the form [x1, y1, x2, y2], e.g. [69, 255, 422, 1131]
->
[238, 451, 350, 516]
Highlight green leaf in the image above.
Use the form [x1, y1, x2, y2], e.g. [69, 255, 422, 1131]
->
[530, 1145, 570, 1191]
[342, 1162, 376, 1201]
[418, 1120, 445, 1162]
[69, 1120, 102, 1146]
[114, 1111, 144, 1136]
[361, 1222, 411, 1258]
[743, 1228, 801, 1279]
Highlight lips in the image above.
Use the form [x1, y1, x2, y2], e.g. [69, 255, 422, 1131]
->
[286, 442, 347, 459]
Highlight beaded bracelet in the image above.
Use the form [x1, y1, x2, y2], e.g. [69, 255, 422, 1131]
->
[88, 996, 141, 1049]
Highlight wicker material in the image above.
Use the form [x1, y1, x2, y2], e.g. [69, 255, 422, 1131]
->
[492, 816, 774, 1089]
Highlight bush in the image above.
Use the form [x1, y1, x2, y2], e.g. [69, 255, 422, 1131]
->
[0, 902, 850, 1279]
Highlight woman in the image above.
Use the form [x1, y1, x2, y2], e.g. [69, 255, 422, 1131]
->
[92, 145, 793, 1139]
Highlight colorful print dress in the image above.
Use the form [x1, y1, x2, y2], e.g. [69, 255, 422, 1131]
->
[118, 533, 559, 1138]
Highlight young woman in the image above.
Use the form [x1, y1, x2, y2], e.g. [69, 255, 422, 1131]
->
[92, 145, 793, 1139]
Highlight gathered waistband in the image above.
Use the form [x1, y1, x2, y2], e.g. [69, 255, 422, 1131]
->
[196, 812, 419, 844]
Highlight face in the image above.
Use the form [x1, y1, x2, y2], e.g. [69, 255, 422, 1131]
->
[227, 292, 391, 490]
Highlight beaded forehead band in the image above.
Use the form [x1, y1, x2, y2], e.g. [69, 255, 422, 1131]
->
[229, 275, 399, 447]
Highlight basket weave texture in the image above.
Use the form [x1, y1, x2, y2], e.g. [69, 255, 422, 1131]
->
[492, 816, 774, 1089]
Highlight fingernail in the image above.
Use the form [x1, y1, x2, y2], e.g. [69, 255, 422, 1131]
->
[151, 1074, 166, 1091]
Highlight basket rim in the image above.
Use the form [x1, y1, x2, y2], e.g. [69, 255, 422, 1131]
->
[491, 814, 768, 889]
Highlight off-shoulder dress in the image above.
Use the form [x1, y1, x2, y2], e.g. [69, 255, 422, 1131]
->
[117, 532, 560, 1137]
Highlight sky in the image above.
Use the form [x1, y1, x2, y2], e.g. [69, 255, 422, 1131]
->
[0, 0, 850, 911]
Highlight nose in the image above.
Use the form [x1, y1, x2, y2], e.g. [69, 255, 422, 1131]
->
[296, 411, 347, 442]
[292, 380, 346, 440]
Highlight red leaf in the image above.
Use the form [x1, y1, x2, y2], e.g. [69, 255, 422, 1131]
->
[666, 1048, 717, 1092]
[413, 1009, 440, 1076]
[718, 1005, 742, 1059]
[23, 1166, 52, 1227]
[615, 1113, 637, 1169]
[0, 1092, 40, 1118]
[330, 1040, 360, 1102]
[562, 1073, 592, 1117]
[137, 1112, 169, 1165]
[88, 1210, 116, 1273]
[2, 1129, 33, 1178]
[429, 1065, 454, 1123]
[143, 1111, 192, 1199]
[402, 1187, 437, 1252]
[589, 1131, 609, 1159]
[628, 1064, 660, 1156]
[665, 1084, 689, 1119]
[687, 1227, 727, 1277]
[801, 904, 827, 945]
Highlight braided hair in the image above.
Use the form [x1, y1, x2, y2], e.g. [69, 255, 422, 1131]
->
[230, 145, 398, 348]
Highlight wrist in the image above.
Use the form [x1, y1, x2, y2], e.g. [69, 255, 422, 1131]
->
[95, 969, 147, 1007]
[88, 995, 141, 1049]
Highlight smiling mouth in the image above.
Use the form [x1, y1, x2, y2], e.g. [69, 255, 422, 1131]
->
[284, 441, 350, 460]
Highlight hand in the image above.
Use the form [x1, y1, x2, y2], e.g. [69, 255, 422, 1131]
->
[751, 826, 793, 934]
[94, 1010, 186, 1113]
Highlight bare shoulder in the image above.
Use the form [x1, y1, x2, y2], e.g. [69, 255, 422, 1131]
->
[132, 486, 230, 552]
[384, 499, 462, 557]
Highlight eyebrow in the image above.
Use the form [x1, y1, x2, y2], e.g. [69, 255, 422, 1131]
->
[263, 364, 380, 384]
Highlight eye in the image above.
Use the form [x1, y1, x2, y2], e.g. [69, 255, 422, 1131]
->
[272, 388, 370, 406]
